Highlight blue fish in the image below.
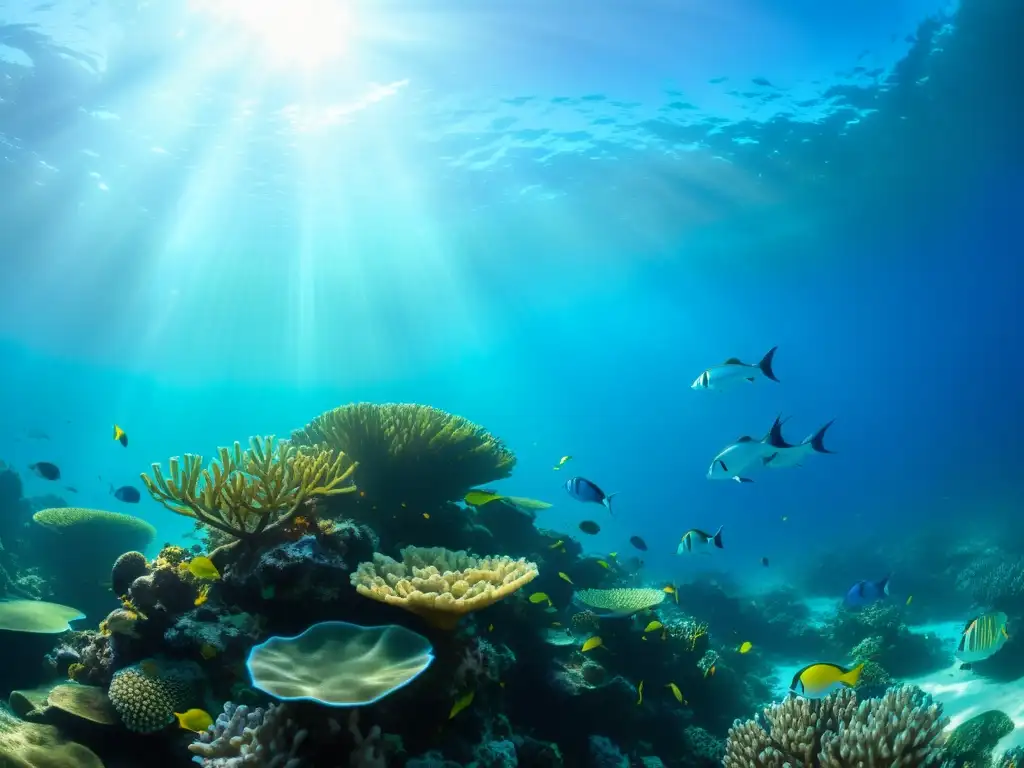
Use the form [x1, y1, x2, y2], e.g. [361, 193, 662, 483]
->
[564, 476, 617, 514]
[111, 485, 141, 503]
[844, 575, 890, 608]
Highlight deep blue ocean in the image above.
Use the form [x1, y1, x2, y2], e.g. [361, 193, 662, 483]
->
[0, 0, 1021, 609]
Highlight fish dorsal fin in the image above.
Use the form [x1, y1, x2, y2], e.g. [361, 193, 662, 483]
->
[735, 435, 754, 443]
[766, 415, 794, 448]
[723, 357, 743, 365]
[962, 618, 978, 635]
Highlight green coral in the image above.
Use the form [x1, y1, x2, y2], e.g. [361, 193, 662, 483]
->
[943, 709, 1014, 767]
[141, 436, 356, 541]
[574, 588, 666, 616]
[32, 507, 155, 550]
[289, 403, 516, 507]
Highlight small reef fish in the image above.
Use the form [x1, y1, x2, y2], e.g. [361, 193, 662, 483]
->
[581, 636, 603, 652]
[956, 611, 1009, 669]
[110, 485, 141, 503]
[643, 621, 663, 633]
[29, 462, 60, 480]
[790, 662, 863, 699]
[677, 526, 724, 554]
[175, 708, 214, 732]
[113, 424, 128, 447]
[629, 536, 648, 551]
[578, 521, 601, 535]
[449, 691, 474, 719]
[844, 575, 890, 608]
[906, 595, 913, 606]
[663, 585, 679, 604]
[762, 417, 837, 469]
[529, 592, 553, 607]
[636, 680, 644, 706]
[558, 572, 574, 585]
[596, 560, 610, 569]
[553, 455, 573, 470]
[549, 539, 566, 551]
[188, 557, 221, 580]
[564, 476, 617, 514]
[464, 490, 504, 507]
[199, 643, 218, 660]
[666, 682, 685, 703]
[691, 346, 779, 390]
[761, 557, 770, 567]
[194, 585, 210, 606]
[488, 624, 494, 632]
[738, 641, 753, 654]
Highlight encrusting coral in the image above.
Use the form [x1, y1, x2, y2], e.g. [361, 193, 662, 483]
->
[289, 402, 516, 507]
[141, 435, 357, 543]
[724, 684, 947, 767]
[351, 545, 539, 630]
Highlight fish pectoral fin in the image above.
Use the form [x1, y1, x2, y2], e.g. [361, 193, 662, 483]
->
[733, 476, 754, 483]
[745, 377, 756, 382]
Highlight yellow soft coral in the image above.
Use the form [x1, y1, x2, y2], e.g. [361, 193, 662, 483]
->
[141, 436, 357, 541]
[290, 403, 516, 507]
[351, 546, 538, 630]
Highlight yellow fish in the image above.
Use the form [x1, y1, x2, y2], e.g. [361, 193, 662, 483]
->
[663, 584, 679, 604]
[112, 424, 128, 447]
[609, 552, 617, 559]
[188, 557, 220, 581]
[551, 622, 562, 627]
[581, 636, 603, 652]
[558, 572, 574, 585]
[906, 595, 913, 606]
[553, 455, 573, 470]
[175, 708, 213, 732]
[194, 584, 210, 607]
[449, 691, 474, 719]
[199, 643, 217, 660]
[791, 662, 863, 699]
[529, 592, 553, 607]
[596, 560, 610, 569]
[422, 513, 430, 519]
[464, 490, 504, 507]
[488, 624, 494, 632]
[549, 539, 566, 551]
[636, 680, 644, 706]
[739, 641, 753, 654]
[666, 682, 685, 704]
[643, 621, 663, 633]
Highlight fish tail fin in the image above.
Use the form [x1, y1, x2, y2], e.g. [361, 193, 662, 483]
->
[806, 420, 836, 453]
[759, 346, 780, 382]
[841, 662, 864, 687]
[712, 525, 724, 549]
[604, 493, 618, 515]
[880, 574, 891, 596]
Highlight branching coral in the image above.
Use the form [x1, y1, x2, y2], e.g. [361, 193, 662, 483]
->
[351, 546, 538, 630]
[142, 436, 356, 542]
[724, 685, 947, 767]
[289, 403, 516, 507]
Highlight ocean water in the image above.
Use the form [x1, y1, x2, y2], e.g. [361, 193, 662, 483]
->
[1, 0, 1023, 763]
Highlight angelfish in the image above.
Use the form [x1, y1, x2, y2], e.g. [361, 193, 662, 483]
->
[691, 346, 779, 391]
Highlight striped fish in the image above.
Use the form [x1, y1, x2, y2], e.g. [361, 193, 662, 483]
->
[955, 611, 1009, 668]
[676, 526, 724, 554]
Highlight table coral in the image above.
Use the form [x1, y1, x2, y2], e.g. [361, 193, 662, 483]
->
[724, 684, 947, 767]
[351, 546, 539, 630]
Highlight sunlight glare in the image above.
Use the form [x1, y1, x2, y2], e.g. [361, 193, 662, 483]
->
[187, 0, 356, 70]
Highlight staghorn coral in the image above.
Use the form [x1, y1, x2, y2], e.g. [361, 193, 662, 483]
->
[289, 402, 516, 507]
[724, 684, 947, 767]
[141, 436, 356, 542]
[351, 546, 538, 630]
[108, 658, 204, 733]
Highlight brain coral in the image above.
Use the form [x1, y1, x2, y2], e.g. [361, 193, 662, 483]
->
[108, 659, 202, 733]
[247, 621, 434, 706]
[351, 546, 539, 630]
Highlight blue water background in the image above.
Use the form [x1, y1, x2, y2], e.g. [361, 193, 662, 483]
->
[0, 0, 1020, 596]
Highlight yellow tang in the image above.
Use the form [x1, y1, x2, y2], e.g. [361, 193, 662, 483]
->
[596, 560, 610, 569]
[636, 680, 644, 706]
[666, 682, 685, 703]
[194, 584, 210, 607]
[739, 641, 753, 654]
[188, 557, 220, 581]
[529, 592, 552, 606]
[790, 662, 863, 699]
[553, 455, 573, 470]
[449, 691, 474, 719]
[558, 572, 574, 585]
[175, 708, 214, 733]
[581, 636, 603, 652]
[549, 539, 566, 550]
[112, 424, 128, 447]
[464, 490, 504, 506]
[643, 621, 663, 633]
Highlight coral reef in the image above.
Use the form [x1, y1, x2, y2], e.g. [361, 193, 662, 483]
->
[942, 709, 1015, 767]
[724, 684, 948, 767]
[107, 659, 204, 733]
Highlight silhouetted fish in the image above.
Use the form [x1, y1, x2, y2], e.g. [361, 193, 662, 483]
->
[29, 462, 60, 480]
[111, 485, 141, 503]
